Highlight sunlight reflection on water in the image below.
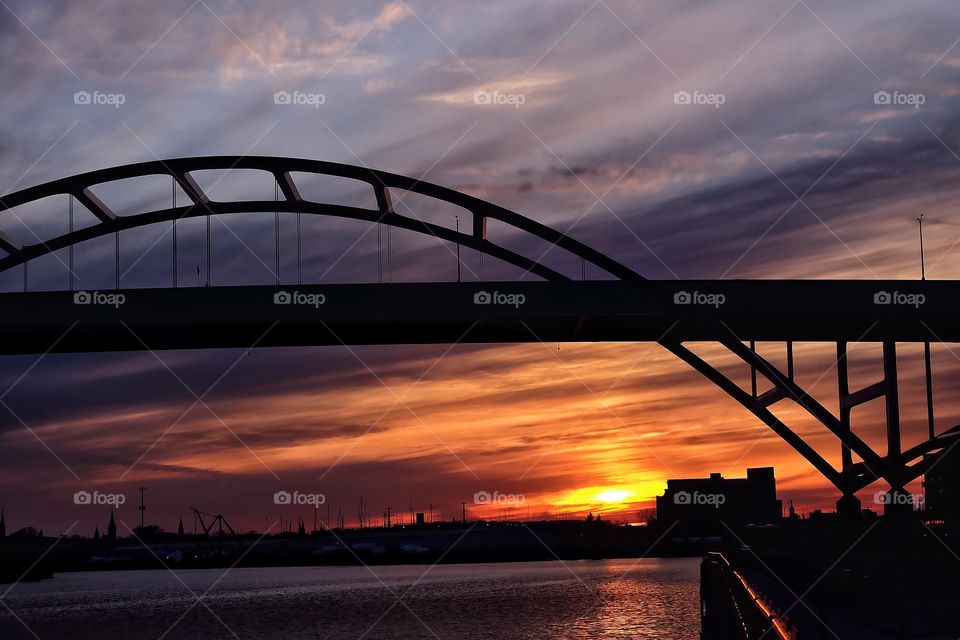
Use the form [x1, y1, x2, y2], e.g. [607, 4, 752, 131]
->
[0, 558, 700, 639]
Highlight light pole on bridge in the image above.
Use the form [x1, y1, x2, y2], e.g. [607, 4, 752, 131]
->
[916, 213, 926, 280]
[917, 213, 935, 440]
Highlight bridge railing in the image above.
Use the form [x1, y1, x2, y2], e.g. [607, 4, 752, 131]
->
[701, 551, 797, 640]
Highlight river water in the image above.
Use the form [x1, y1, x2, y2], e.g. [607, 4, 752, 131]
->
[0, 558, 700, 639]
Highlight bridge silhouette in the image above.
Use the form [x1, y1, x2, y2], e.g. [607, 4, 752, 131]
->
[1, 156, 956, 516]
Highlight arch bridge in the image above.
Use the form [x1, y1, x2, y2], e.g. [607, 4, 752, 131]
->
[1, 156, 957, 516]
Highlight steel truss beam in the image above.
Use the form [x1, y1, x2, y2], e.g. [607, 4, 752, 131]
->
[663, 335, 947, 504]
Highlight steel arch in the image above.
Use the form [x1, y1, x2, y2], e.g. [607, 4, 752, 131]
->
[0, 156, 643, 282]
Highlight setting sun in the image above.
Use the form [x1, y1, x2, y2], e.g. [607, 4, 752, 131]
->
[595, 489, 631, 503]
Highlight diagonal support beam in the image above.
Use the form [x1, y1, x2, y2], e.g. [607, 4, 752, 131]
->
[756, 387, 788, 408]
[275, 171, 301, 202]
[172, 172, 208, 204]
[841, 380, 886, 410]
[901, 429, 960, 467]
[668, 333, 946, 498]
[894, 430, 960, 486]
[0, 230, 22, 254]
[74, 188, 116, 223]
[473, 214, 487, 240]
[718, 336, 887, 475]
[374, 184, 394, 216]
[665, 340, 846, 490]
[837, 461, 880, 493]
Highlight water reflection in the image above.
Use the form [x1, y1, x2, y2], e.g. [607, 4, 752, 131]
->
[0, 558, 699, 639]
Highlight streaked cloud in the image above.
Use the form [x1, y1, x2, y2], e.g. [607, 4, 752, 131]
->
[1, 0, 960, 533]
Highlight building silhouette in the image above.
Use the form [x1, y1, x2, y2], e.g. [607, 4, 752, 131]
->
[656, 467, 782, 527]
[925, 426, 960, 523]
[106, 511, 117, 541]
[0, 507, 5, 538]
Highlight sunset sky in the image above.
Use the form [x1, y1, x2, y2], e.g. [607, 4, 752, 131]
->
[2, 0, 960, 535]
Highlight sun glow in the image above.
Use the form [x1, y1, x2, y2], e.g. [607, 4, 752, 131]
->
[595, 489, 631, 503]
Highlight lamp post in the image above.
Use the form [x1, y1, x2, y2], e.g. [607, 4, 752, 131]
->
[916, 213, 926, 280]
[917, 213, 935, 439]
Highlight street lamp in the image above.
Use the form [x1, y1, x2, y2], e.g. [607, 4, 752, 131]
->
[916, 213, 926, 280]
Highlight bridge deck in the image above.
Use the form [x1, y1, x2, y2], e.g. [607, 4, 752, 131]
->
[0, 280, 953, 354]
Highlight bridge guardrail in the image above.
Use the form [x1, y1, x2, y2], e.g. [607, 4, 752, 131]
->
[701, 551, 796, 640]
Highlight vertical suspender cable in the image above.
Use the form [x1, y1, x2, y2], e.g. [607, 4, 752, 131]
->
[115, 230, 120, 290]
[172, 176, 177, 288]
[69, 194, 74, 291]
[206, 214, 211, 287]
[274, 180, 280, 285]
[297, 210, 302, 285]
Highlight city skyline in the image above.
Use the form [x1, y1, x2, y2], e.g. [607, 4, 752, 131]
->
[0, 465, 817, 537]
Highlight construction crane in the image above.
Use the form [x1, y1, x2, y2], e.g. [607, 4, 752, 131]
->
[191, 507, 236, 537]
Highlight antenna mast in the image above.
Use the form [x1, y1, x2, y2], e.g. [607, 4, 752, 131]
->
[138, 487, 146, 532]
